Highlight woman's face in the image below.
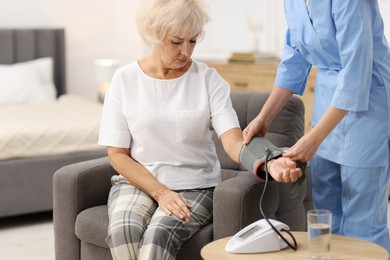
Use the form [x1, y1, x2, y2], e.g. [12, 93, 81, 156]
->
[156, 33, 198, 69]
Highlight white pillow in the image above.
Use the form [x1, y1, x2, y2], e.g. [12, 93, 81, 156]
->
[0, 57, 57, 105]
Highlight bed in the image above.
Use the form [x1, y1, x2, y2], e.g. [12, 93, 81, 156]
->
[0, 28, 107, 218]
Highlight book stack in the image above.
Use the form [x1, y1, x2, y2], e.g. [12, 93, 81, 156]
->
[228, 52, 280, 64]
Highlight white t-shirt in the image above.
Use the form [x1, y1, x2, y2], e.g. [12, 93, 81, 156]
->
[98, 60, 240, 190]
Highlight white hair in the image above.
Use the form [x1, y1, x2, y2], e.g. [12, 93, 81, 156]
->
[137, 0, 210, 47]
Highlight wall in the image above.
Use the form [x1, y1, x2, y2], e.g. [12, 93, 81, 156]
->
[0, 0, 287, 100]
[379, 0, 390, 39]
[0, 0, 144, 100]
[0, 0, 389, 99]
[193, 0, 288, 60]
[195, 0, 390, 60]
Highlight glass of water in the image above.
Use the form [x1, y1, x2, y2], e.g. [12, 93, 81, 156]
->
[307, 209, 332, 259]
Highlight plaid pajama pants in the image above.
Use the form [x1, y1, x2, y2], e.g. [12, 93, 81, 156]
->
[106, 175, 214, 260]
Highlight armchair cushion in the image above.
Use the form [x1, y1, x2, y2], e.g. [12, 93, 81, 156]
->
[76, 206, 109, 249]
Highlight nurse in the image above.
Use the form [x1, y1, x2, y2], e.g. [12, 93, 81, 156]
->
[243, 0, 390, 254]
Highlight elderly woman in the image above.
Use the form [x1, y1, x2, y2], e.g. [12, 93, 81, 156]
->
[98, 0, 303, 259]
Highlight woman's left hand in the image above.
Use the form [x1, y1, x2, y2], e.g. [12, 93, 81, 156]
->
[267, 157, 303, 182]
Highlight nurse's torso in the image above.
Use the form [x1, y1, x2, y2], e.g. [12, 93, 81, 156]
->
[284, 0, 390, 167]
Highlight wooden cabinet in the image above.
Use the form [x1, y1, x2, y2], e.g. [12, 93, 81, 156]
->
[206, 62, 317, 133]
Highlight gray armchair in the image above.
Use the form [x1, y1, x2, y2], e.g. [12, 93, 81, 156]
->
[53, 91, 313, 260]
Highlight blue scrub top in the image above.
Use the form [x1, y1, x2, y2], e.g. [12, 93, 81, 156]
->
[275, 0, 390, 167]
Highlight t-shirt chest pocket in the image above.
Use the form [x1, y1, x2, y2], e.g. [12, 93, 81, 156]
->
[175, 109, 209, 143]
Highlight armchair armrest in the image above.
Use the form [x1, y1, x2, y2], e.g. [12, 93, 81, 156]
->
[53, 156, 117, 260]
[213, 170, 279, 240]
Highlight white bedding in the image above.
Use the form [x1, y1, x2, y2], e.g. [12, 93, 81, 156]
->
[0, 95, 105, 160]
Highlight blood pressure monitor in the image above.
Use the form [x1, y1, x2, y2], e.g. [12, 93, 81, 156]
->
[225, 219, 290, 254]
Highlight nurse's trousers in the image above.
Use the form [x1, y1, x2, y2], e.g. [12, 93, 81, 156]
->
[311, 153, 390, 255]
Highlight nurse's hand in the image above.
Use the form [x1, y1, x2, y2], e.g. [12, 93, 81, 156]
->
[243, 116, 269, 144]
[282, 132, 321, 162]
[267, 157, 303, 182]
[285, 106, 348, 162]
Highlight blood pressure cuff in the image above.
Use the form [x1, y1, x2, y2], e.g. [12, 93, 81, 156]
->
[239, 136, 284, 180]
[240, 136, 307, 199]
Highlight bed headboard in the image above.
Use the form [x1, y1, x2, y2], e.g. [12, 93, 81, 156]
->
[0, 29, 66, 96]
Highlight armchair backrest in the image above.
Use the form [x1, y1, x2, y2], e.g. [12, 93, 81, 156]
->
[214, 91, 305, 170]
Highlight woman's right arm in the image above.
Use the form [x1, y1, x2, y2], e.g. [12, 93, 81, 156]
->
[107, 147, 168, 199]
[107, 147, 191, 222]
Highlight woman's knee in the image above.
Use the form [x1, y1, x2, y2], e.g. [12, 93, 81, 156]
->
[107, 221, 144, 248]
[146, 215, 191, 244]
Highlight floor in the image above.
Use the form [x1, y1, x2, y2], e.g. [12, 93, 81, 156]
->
[0, 212, 54, 260]
[1, 204, 390, 259]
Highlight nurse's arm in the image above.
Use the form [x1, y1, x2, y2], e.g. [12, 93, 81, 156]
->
[283, 106, 348, 162]
[243, 87, 293, 144]
[312, 106, 348, 142]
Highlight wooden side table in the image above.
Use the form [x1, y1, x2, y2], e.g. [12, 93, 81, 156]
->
[201, 231, 388, 259]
